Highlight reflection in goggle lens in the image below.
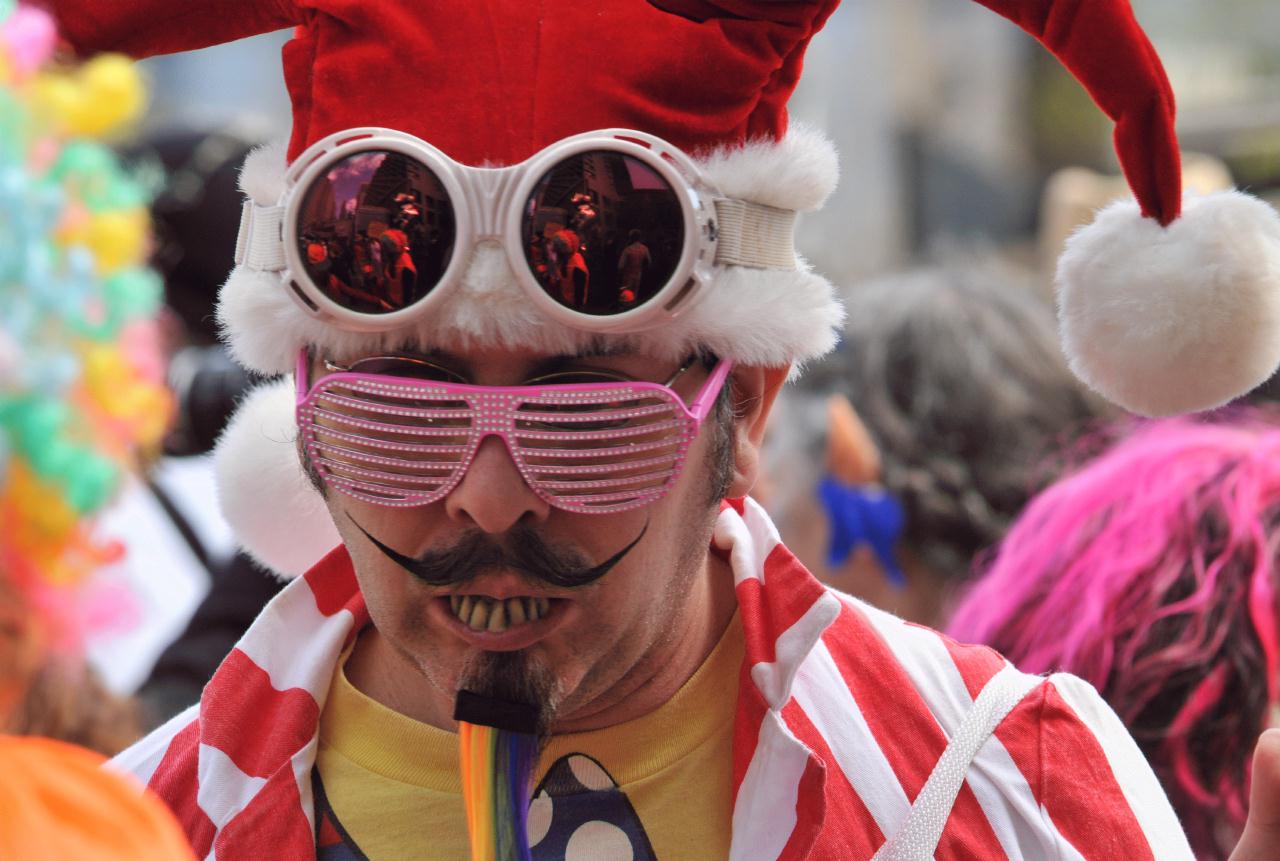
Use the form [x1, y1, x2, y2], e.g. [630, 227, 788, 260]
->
[522, 151, 684, 315]
[297, 150, 456, 315]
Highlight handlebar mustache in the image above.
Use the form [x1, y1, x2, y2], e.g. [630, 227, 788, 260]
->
[348, 515, 649, 589]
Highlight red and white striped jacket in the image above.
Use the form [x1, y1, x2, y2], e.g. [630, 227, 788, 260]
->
[113, 498, 1192, 859]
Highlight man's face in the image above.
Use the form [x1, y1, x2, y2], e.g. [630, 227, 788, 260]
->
[316, 345, 737, 729]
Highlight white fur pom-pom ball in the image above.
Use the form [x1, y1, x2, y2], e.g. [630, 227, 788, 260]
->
[1057, 190, 1280, 417]
[214, 377, 341, 579]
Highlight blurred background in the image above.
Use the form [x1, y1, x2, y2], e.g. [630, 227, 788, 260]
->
[134, 0, 1280, 291]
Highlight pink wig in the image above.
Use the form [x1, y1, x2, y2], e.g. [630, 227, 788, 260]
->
[947, 413, 1280, 860]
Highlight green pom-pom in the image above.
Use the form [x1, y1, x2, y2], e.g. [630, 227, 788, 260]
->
[63, 452, 118, 513]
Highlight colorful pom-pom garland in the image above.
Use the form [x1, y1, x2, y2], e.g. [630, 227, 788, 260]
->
[0, 2, 169, 650]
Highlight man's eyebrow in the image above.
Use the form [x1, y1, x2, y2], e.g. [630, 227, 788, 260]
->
[570, 339, 632, 360]
[524, 343, 636, 379]
[400, 346, 468, 371]
[374, 342, 635, 379]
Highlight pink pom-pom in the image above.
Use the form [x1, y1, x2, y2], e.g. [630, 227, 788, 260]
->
[1, 6, 58, 75]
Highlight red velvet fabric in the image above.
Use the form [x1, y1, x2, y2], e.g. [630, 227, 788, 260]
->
[48, 0, 298, 59]
[47, 0, 838, 166]
[48, 0, 1180, 224]
[974, 0, 1181, 224]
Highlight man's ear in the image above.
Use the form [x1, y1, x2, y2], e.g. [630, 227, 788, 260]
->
[725, 365, 789, 498]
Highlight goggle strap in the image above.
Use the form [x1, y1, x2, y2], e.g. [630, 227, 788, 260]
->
[236, 201, 288, 272]
[712, 199, 797, 270]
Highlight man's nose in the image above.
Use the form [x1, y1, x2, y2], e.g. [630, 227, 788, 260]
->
[444, 435, 550, 532]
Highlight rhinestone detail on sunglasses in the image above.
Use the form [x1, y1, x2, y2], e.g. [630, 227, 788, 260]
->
[296, 353, 732, 513]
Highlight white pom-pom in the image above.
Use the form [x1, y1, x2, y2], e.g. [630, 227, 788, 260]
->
[213, 378, 340, 579]
[1057, 190, 1280, 416]
[238, 139, 288, 205]
[216, 266, 299, 376]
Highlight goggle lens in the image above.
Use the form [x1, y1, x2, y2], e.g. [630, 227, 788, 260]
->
[521, 150, 685, 315]
[296, 150, 457, 315]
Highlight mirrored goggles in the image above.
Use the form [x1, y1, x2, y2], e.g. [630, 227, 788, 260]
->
[295, 350, 734, 514]
[238, 128, 797, 335]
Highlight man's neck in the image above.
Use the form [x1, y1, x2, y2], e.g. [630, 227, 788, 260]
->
[344, 552, 739, 736]
[553, 552, 738, 734]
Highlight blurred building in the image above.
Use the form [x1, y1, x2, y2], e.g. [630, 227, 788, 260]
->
[138, 31, 291, 141]
[1133, 0, 1280, 201]
[790, 0, 1033, 283]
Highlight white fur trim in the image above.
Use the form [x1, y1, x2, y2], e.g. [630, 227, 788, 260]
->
[238, 139, 288, 205]
[213, 378, 340, 579]
[698, 123, 839, 212]
[1057, 190, 1280, 416]
[218, 129, 843, 375]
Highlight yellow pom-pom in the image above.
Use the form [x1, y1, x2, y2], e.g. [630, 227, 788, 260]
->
[31, 73, 83, 132]
[30, 54, 146, 138]
[80, 342, 121, 380]
[86, 209, 149, 273]
[138, 387, 175, 443]
[70, 54, 145, 136]
[81, 344, 173, 444]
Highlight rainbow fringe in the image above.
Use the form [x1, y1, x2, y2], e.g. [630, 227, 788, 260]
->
[459, 720, 538, 861]
[455, 691, 541, 860]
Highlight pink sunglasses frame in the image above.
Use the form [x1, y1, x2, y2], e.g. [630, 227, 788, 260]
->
[294, 350, 734, 513]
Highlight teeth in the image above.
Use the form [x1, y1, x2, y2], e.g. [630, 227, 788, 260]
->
[487, 601, 507, 633]
[467, 599, 490, 631]
[449, 595, 552, 631]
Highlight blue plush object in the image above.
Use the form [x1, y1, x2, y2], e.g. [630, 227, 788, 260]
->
[816, 475, 907, 589]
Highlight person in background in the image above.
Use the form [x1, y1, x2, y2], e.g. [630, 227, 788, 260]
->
[948, 413, 1280, 860]
[764, 261, 1107, 625]
[1235, 729, 1280, 861]
[0, 576, 140, 755]
[123, 129, 289, 727]
[0, 734, 196, 860]
[617, 228, 652, 306]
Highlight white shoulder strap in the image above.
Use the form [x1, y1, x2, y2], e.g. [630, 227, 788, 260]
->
[872, 663, 1041, 861]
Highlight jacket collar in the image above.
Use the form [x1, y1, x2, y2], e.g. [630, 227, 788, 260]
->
[719, 498, 842, 860]
[717, 497, 842, 709]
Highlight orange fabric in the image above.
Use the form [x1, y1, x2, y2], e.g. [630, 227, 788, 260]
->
[0, 736, 196, 860]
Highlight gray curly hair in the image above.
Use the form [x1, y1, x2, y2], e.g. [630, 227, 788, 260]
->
[768, 261, 1110, 580]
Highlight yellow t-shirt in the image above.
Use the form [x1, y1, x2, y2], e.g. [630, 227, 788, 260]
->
[315, 614, 744, 860]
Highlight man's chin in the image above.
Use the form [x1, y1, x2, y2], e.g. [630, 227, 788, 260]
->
[456, 650, 562, 743]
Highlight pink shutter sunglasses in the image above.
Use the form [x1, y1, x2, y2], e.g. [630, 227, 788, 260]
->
[295, 350, 733, 514]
